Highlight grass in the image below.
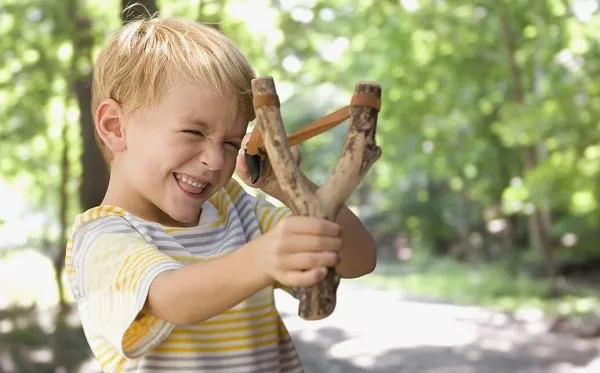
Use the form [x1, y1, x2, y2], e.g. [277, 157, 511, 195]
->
[359, 255, 600, 318]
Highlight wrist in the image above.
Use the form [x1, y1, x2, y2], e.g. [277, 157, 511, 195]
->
[238, 236, 275, 288]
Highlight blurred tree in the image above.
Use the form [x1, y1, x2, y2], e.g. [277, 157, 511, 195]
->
[77, 0, 160, 213]
[268, 0, 600, 290]
[3, 0, 600, 298]
[75, 12, 108, 212]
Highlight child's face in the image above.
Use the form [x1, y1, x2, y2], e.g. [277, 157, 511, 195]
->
[116, 77, 249, 226]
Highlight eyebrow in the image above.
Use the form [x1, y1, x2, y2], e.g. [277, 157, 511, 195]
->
[182, 116, 209, 129]
[182, 116, 246, 139]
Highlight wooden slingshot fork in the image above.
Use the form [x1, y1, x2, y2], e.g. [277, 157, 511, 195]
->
[245, 76, 383, 321]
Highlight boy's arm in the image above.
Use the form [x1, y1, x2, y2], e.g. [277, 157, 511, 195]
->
[237, 139, 376, 280]
[268, 174, 377, 279]
[147, 239, 271, 325]
[149, 208, 343, 323]
[70, 219, 271, 360]
[71, 208, 341, 359]
[333, 202, 378, 278]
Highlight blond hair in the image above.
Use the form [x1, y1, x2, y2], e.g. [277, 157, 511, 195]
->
[91, 16, 256, 162]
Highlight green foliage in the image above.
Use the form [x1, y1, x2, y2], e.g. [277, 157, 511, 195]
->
[3, 6, 600, 371]
[0, 1, 80, 248]
[363, 257, 600, 317]
[2, 0, 600, 280]
[269, 0, 600, 260]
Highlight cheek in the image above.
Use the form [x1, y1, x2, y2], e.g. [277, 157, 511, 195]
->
[225, 153, 239, 172]
[164, 147, 197, 169]
[162, 137, 199, 161]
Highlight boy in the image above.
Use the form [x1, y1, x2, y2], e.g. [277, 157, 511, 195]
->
[65, 15, 376, 373]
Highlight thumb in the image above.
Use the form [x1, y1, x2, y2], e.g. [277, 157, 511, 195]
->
[235, 152, 251, 181]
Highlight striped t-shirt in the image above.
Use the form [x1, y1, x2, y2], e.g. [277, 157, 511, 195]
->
[64, 178, 303, 373]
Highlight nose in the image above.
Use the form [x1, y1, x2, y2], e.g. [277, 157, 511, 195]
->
[198, 142, 225, 171]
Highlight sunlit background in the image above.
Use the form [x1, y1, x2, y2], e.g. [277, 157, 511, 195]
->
[1, 0, 600, 372]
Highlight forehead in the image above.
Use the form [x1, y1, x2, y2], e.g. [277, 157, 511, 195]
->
[163, 80, 249, 135]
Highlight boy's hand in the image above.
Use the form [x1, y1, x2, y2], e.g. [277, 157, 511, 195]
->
[256, 216, 342, 287]
[236, 132, 302, 198]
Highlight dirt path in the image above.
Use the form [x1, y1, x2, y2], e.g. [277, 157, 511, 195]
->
[275, 283, 600, 373]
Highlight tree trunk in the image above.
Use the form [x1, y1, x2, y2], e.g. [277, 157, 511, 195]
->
[54, 93, 70, 312]
[74, 14, 109, 211]
[498, 2, 556, 293]
[52, 5, 89, 312]
[76, 75, 109, 210]
[77, 0, 162, 213]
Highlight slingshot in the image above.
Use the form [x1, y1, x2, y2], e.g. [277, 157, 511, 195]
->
[245, 76, 382, 321]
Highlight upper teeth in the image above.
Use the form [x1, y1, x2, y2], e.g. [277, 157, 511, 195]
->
[176, 174, 207, 189]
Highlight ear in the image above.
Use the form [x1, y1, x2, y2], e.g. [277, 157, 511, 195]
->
[95, 98, 127, 153]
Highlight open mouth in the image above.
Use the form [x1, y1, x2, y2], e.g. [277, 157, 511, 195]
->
[174, 173, 210, 197]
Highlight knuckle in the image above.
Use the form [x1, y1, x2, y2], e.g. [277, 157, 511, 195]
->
[269, 244, 285, 266]
[274, 225, 290, 242]
[317, 220, 339, 237]
[330, 222, 341, 236]
[282, 271, 293, 282]
[287, 273, 304, 287]
[271, 235, 284, 253]
[295, 269, 324, 287]
[333, 237, 342, 251]
[313, 236, 326, 250]
[307, 254, 320, 269]
[311, 269, 326, 284]
[315, 236, 336, 251]
[295, 273, 312, 287]
[316, 220, 329, 234]
[328, 252, 340, 266]
[272, 253, 284, 269]
[279, 274, 293, 287]
[279, 217, 293, 232]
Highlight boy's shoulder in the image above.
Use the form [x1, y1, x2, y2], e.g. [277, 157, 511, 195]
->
[68, 205, 131, 237]
[65, 205, 149, 258]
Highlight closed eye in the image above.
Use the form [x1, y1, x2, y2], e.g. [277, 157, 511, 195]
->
[183, 129, 240, 150]
[183, 130, 204, 137]
[225, 142, 241, 151]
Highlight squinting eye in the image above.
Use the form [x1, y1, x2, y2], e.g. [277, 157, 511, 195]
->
[226, 142, 241, 151]
[183, 130, 205, 137]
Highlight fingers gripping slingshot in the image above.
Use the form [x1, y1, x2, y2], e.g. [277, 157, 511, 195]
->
[245, 76, 383, 321]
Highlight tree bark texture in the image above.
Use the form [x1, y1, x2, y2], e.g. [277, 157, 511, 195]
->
[251, 76, 382, 320]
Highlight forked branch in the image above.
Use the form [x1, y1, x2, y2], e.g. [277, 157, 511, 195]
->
[252, 76, 382, 320]
[318, 83, 382, 219]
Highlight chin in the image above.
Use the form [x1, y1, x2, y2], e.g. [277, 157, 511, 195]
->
[157, 202, 201, 227]
[161, 183, 214, 226]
